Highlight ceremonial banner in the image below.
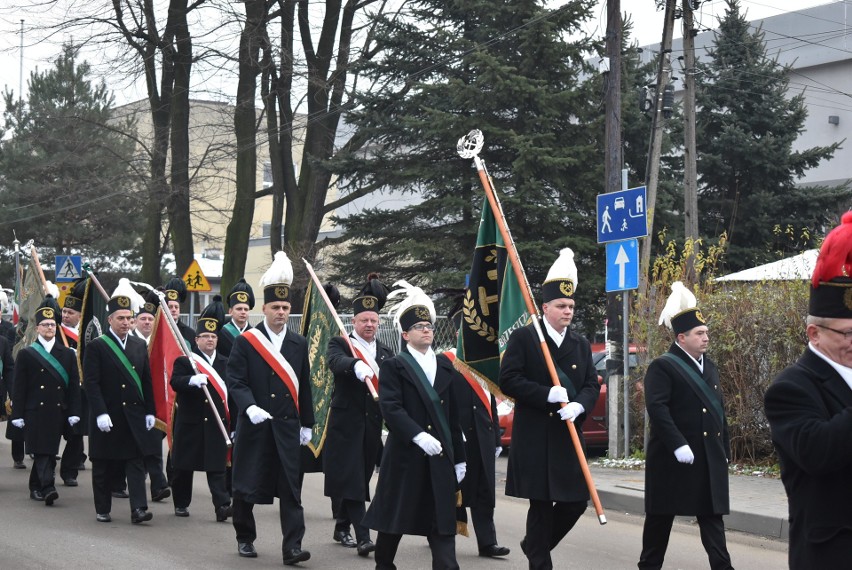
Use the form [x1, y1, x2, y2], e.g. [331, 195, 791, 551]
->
[148, 309, 185, 443]
[455, 202, 530, 393]
[76, 277, 106, 381]
[13, 263, 44, 359]
[300, 281, 335, 461]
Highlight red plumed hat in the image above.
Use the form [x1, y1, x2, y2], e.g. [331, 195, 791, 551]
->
[809, 212, 852, 318]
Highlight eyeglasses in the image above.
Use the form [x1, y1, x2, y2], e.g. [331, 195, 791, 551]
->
[37, 322, 56, 328]
[815, 324, 852, 341]
[409, 324, 435, 332]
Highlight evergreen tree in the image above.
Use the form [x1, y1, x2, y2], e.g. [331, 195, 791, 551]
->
[329, 0, 604, 327]
[696, 0, 849, 271]
[0, 43, 143, 260]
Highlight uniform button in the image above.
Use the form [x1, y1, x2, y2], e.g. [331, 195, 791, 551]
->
[40, 385, 45, 389]
[702, 408, 707, 413]
[703, 431, 707, 436]
[57, 386, 60, 390]
[132, 365, 136, 369]
[40, 402, 44, 406]
[285, 393, 290, 398]
[439, 452, 444, 457]
[283, 415, 288, 420]
[123, 402, 127, 406]
[714, 385, 718, 390]
[57, 403, 61, 407]
[271, 394, 276, 398]
[473, 405, 477, 409]
[122, 384, 126, 389]
[572, 364, 577, 369]
[717, 432, 721, 436]
[204, 399, 208, 403]
[549, 412, 553, 417]
[427, 424, 432, 430]
[204, 418, 208, 422]
[440, 399, 444, 404]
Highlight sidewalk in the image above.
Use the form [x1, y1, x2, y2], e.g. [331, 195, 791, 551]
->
[589, 464, 789, 540]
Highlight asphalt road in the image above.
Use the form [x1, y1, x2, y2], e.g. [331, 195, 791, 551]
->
[0, 442, 787, 569]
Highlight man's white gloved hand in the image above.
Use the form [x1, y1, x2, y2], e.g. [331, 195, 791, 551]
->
[557, 402, 585, 422]
[547, 386, 569, 404]
[68, 416, 80, 426]
[96, 414, 112, 432]
[299, 426, 312, 446]
[353, 360, 372, 382]
[495, 446, 503, 458]
[188, 373, 208, 388]
[11, 418, 23, 428]
[413, 432, 443, 456]
[246, 405, 272, 425]
[455, 462, 467, 483]
[145, 415, 156, 430]
[674, 444, 695, 464]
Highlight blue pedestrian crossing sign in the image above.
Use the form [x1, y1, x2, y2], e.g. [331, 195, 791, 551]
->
[597, 186, 648, 243]
[606, 240, 639, 292]
[55, 255, 82, 282]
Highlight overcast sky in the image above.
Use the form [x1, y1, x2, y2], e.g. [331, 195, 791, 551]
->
[0, 0, 839, 105]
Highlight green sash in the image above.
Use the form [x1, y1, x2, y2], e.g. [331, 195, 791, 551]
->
[397, 351, 454, 465]
[30, 343, 69, 387]
[659, 352, 724, 430]
[553, 364, 577, 399]
[222, 322, 240, 340]
[101, 335, 144, 399]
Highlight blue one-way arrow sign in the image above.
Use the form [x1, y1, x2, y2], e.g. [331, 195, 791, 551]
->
[606, 239, 639, 292]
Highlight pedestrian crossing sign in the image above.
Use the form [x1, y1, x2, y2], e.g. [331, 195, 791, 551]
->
[55, 255, 82, 282]
[182, 259, 211, 292]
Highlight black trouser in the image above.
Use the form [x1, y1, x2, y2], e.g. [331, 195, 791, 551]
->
[172, 469, 230, 510]
[524, 499, 587, 570]
[29, 454, 57, 493]
[470, 505, 498, 549]
[332, 496, 350, 533]
[11, 440, 24, 462]
[144, 452, 169, 495]
[338, 498, 369, 543]
[638, 513, 733, 570]
[91, 457, 147, 514]
[232, 492, 305, 553]
[59, 434, 85, 481]
[375, 531, 458, 570]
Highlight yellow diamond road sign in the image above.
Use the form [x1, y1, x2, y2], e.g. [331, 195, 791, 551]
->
[182, 259, 212, 292]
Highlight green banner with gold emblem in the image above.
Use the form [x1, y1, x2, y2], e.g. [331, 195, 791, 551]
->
[300, 281, 335, 461]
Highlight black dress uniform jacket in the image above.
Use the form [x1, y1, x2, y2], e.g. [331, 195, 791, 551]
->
[499, 322, 600, 502]
[323, 334, 393, 502]
[170, 351, 229, 472]
[363, 348, 466, 536]
[765, 348, 852, 570]
[217, 320, 250, 358]
[227, 321, 314, 505]
[83, 333, 158, 460]
[2, 336, 20, 443]
[644, 343, 730, 516]
[177, 321, 198, 353]
[12, 342, 80, 455]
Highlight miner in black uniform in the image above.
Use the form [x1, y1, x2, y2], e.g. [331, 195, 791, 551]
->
[227, 251, 314, 565]
[83, 290, 159, 524]
[170, 296, 232, 521]
[499, 248, 600, 570]
[639, 281, 732, 570]
[11, 298, 81, 505]
[219, 279, 255, 358]
[323, 274, 392, 557]
[58, 278, 87, 487]
[363, 282, 467, 570]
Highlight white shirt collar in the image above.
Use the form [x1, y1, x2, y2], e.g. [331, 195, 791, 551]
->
[264, 319, 287, 352]
[407, 344, 437, 386]
[109, 327, 128, 350]
[352, 331, 377, 357]
[809, 343, 852, 391]
[542, 318, 567, 347]
[200, 350, 217, 365]
[675, 342, 704, 373]
[38, 335, 55, 353]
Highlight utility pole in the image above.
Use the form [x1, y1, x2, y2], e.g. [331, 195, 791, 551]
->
[603, 0, 624, 459]
[639, 0, 677, 299]
[682, 0, 699, 282]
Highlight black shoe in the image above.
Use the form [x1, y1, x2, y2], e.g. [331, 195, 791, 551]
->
[76, 462, 86, 470]
[63, 478, 78, 487]
[151, 487, 171, 502]
[111, 490, 129, 499]
[520, 537, 528, 555]
[131, 508, 153, 524]
[356, 540, 376, 557]
[282, 548, 310, 565]
[29, 490, 44, 501]
[215, 504, 232, 522]
[238, 542, 257, 558]
[43, 488, 59, 506]
[14, 461, 26, 469]
[479, 544, 511, 557]
[174, 507, 190, 517]
[332, 530, 357, 548]
[96, 513, 111, 523]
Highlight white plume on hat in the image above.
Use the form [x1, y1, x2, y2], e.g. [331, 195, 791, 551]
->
[260, 251, 294, 288]
[111, 278, 146, 313]
[44, 280, 60, 299]
[544, 248, 578, 290]
[386, 280, 436, 332]
[658, 281, 697, 330]
[0, 288, 7, 312]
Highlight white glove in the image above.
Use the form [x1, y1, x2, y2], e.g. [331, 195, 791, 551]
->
[558, 402, 585, 422]
[353, 360, 372, 382]
[674, 444, 694, 464]
[145, 415, 156, 430]
[246, 404, 272, 425]
[495, 446, 503, 458]
[455, 462, 467, 483]
[96, 414, 113, 432]
[547, 386, 569, 403]
[188, 373, 208, 388]
[11, 418, 24, 428]
[413, 432, 443, 456]
[299, 426, 312, 446]
[68, 416, 80, 426]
